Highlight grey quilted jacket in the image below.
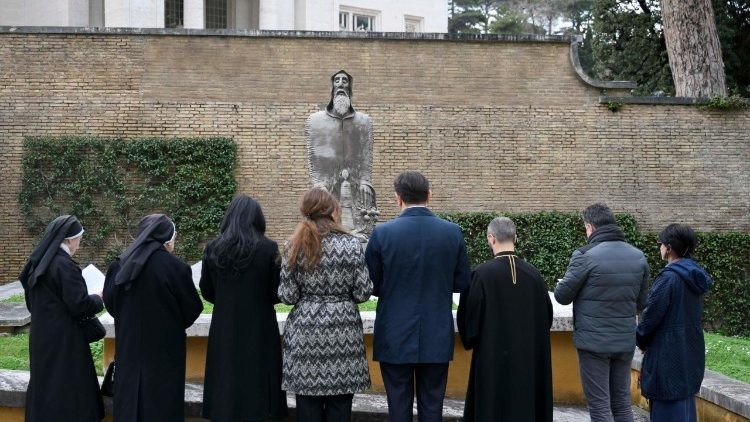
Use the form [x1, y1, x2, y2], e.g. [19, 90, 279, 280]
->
[554, 224, 649, 353]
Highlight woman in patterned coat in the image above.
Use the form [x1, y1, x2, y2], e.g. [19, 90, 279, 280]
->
[279, 187, 372, 422]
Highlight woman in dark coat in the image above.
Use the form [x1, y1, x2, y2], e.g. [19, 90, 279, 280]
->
[19, 215, 105, 422]
[279, 188, 372, 422]
[637, 224, 713, 422]
[103, 214, 203, 422]
[200, 194, 288, 421]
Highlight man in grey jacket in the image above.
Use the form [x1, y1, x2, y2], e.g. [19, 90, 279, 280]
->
[554, 203, 649, 422]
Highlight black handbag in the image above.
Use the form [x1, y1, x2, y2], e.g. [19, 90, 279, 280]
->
[101, 361, 115, 397]
[79, 315, 106, 343]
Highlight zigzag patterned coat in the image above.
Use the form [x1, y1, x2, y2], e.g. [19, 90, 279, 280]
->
[279, 232, 372, 395]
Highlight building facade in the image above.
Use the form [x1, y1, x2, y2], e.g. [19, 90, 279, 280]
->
[0, 0, 448, 32]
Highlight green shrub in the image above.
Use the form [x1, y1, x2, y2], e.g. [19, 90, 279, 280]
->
[699, 94, 749, 111]
[438, 211, 750, 337]
[19, 136, 237, 267]
[439, 211, 642, 290]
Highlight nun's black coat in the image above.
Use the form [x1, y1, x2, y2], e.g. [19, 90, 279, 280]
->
[23, 248, 105, 422]
[199, 238, 288, 421]
[103, 247, 202, 422]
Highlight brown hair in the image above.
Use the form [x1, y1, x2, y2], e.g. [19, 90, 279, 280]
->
[286, 188, 347, 271]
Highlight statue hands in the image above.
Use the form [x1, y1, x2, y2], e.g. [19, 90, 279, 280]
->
[358, 180, 376, 208]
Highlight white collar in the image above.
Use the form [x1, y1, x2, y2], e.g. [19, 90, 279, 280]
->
[404, 204, 429, 209]
[59, 243, 71, 256]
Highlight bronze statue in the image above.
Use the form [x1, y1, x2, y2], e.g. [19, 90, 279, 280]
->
[305, 70, 379, 237]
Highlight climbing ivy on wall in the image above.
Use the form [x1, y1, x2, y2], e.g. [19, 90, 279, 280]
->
[439, 211, 750, 337]
[19, 136, 237, 267]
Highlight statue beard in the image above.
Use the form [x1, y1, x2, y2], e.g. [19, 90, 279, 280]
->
[333, 93, 351, 116]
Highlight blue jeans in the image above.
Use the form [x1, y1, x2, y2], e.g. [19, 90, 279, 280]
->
[577, 349, 635, 422]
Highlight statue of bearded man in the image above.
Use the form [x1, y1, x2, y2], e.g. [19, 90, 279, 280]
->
[305, 70, 378, 236]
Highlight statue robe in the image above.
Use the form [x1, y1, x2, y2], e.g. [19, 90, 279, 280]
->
[103, 248, 202, 422]
[305, 108, 373, 205]
[457, 252, 553, 422]
[23, 249, 105, 422]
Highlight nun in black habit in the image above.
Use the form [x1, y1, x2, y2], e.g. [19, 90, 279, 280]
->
[19, 215, 105, 422]
[103, 214, 202, 422]
[457, 216, 553, 422]
[200, 194, 288, 421]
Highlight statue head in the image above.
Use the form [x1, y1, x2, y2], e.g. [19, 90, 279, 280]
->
[327, 70, 354, 116]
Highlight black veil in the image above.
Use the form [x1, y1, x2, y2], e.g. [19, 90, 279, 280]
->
[19, 215, 84, 289]
[115, 214, 175, 286]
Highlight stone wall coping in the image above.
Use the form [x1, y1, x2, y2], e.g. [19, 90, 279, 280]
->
[570, 35, 637, 90]
[601, 96, 710, 105]
[631, 350, 750, 418]
[0, 26, 570, 43]
[0, 303, 30, 327]
[98, 292, 574, 337]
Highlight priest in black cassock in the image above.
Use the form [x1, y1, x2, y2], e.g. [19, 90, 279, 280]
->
[19, 215, 105, 422]
[103, 214, 202, 421]
[457, 216, 553, 422]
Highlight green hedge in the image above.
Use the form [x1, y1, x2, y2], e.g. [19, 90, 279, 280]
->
[438, 211, 750, 337]
[19, 136, 237, 266]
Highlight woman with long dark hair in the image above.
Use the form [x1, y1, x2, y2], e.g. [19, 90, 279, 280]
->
[200, 194, 288, 421]
[279, 188, 372, 422]
[637, 223, 713, 422]
[19, 215, 104, 421]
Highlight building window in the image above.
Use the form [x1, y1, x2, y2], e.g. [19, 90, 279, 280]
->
[339, 7, 378, 32]
[165, 0, 184, 28]
[339, 12, 349, 30]
[405, 16, 423, 33]
[353, 14, 374, 31]
[205, 0, 228, 29]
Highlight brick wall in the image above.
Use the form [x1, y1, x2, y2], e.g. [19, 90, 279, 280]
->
[1, 30, 748, 283]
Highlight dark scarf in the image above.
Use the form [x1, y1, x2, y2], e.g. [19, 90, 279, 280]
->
[19, 215, 83, 289]
[587, 223, 626, 244]
[115, 214, 175, 286]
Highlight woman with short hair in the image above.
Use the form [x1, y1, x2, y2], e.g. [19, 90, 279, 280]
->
[103, 214, 202, 421]
[279, 188, 372, 422]
[637, 223, 713, 422]
[20, 215, 105, 422]
[200, 194, 288, 421]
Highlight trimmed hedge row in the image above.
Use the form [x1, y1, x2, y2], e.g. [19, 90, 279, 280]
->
[438, 211, 750, 337]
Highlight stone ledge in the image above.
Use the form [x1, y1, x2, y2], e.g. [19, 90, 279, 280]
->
[0, 26, 570, 43]
[0, 369, 464, 420]
[0, 304, 30, 328]
[631, 351, 750, 419]
[99, 293, 575, 337]
[600, 96, 712, 105]
[0, 369, 650, 421]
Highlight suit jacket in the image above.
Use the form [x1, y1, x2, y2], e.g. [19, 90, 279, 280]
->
[365, 206, 471, 363]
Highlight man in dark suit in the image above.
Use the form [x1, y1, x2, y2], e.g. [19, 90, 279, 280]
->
[365, 171, 471, 422]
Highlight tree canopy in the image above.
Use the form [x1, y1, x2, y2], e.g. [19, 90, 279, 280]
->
[448, 0, 750, 96]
